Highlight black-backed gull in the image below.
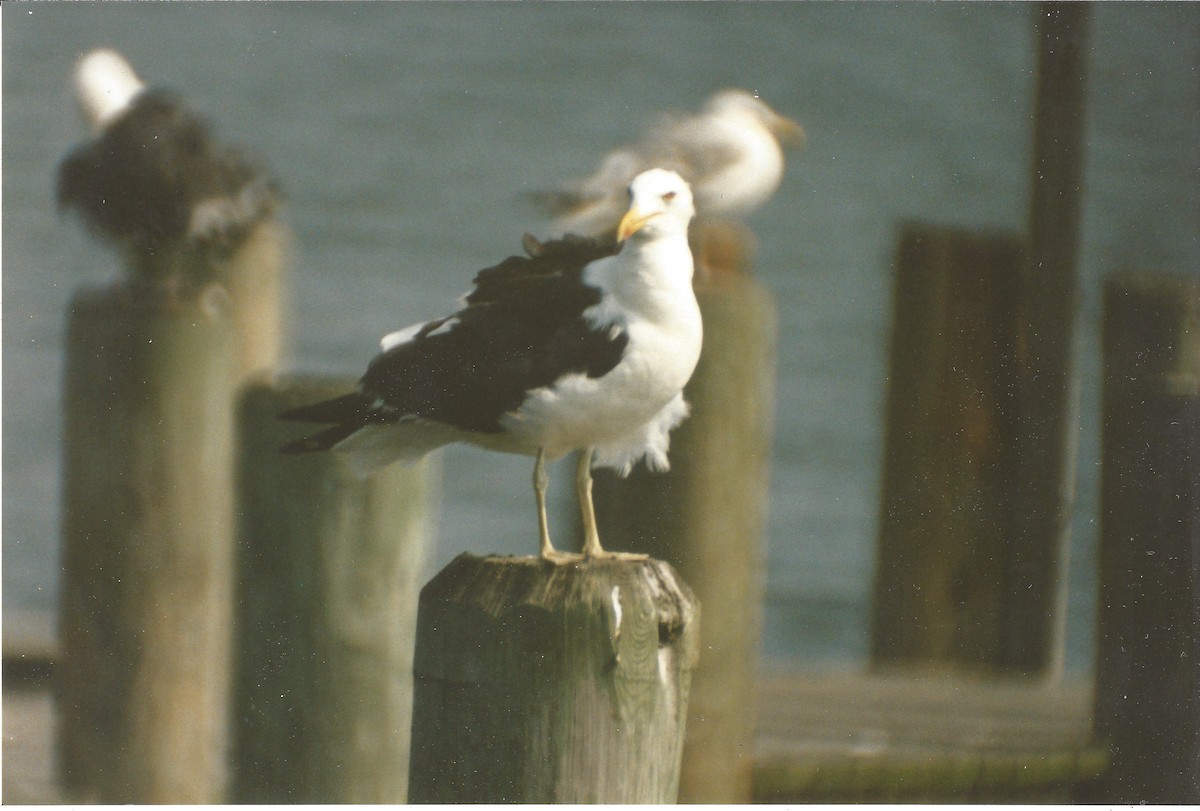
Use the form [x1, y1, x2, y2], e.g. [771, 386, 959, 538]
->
[281, 169, 703, 561]
[534, 89, 804, 237]
[56, 48, 280, 298]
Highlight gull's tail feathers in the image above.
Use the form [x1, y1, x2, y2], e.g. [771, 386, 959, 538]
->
[279, 391, 455, 478]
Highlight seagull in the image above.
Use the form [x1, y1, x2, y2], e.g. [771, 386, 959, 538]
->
[534, 89, 804, 238]
[280, 169, 703, 561]
[56, 48, 280, 298]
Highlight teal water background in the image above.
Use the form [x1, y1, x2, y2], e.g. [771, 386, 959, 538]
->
[4, 3, 1198, 671]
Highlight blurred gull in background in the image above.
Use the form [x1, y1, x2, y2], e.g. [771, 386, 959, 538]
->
[56, 48, 281, 300]
[534, 89, 804, 240]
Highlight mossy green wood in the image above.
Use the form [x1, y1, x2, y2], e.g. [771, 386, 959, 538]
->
[57, 286, 237, 803]
[408, 554, 699, 803]
[231, 377, 436, 803]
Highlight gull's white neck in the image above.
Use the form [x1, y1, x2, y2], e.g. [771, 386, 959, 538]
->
[584, 230, 697, 328]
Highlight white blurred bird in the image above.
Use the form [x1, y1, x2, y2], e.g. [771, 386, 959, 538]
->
[534, 89, 804, 238]
[281, 169, 703, 561]
[56, 48, 280, 297]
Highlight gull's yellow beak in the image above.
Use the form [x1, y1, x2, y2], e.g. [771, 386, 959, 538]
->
[771, 113, 807, 147]
[617, 206, 659, 241]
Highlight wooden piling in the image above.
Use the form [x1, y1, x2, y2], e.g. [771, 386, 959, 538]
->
[118, 215, 288, 382]
[56, 286, 236, 803]
[230, 377, 436, 803]
[1085, 272, 1199, 803]
[1007, 0, 1091, 675]
[872, 1, 1091, 678]
[585, 261, 776, 802]
[407, 553, 699, 803]
[220, 219, 289, 381]
[871, 223, 1026, 673]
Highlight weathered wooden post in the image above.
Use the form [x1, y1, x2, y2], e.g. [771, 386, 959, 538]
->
[57, 287, 237, 803]
[871, 223, 1026, 671]
[1085, 272, 1199, 803]
[219, 219, 290, 380]
[53, 50, 289, 801]
[1007, 0, 1091, 676]
[584, 225, 775, 803]
[408, 554, 699, 803]
[230, 376, 436, 803]
[871, 2, 1090, 677]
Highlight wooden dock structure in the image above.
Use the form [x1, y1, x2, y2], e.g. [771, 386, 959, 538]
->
[2, 661, 1101, 804]
[21, 6, 1179, 803]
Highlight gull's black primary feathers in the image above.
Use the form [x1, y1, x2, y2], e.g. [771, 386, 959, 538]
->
[280, 233, 629, 442]
[466, 233, 620, 306]
[280, 169, 702, 560]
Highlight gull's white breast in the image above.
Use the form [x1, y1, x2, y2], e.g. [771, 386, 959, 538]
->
[499, 246, 702, 462]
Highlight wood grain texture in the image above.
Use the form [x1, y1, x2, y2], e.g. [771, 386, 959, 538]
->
[408, 553, 699, 803]
[586, 269, 776, 802]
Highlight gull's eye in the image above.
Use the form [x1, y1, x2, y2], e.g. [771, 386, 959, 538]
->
[662, 191, 677, 202]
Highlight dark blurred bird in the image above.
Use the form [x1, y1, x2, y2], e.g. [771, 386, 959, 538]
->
[56, 48, 280, 299]
[533, 89, 804, 238]
[281, 169, 703, 561]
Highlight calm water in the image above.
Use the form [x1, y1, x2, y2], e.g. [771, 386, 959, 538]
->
[4, 3, 1198, 671]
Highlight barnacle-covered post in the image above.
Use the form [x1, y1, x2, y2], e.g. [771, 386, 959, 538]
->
[407, 554, 699, 803]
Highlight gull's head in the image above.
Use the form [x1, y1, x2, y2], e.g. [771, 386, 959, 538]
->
[616, 169, 695, 242]
[705, 89, 806, 147]
[73, 48, 145, 133]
